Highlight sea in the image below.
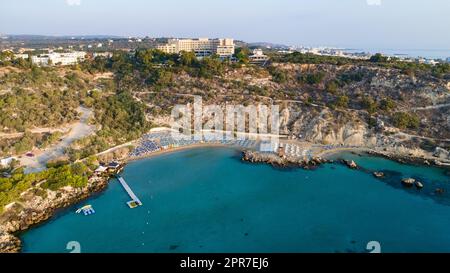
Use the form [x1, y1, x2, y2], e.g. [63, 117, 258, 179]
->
[344, 48, 450, 60]
[20, 147, 450, 253]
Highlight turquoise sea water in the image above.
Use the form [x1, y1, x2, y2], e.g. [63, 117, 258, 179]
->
[20, 147, 450, 253]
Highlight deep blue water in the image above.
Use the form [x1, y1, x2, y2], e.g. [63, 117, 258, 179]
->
[20, 148, 450, 253]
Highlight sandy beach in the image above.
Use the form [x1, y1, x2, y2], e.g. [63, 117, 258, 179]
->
[125, 143, 242, 163]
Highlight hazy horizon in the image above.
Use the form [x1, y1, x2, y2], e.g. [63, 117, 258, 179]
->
[1, 0, 450, 50]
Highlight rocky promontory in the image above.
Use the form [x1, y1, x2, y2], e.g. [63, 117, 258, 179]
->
[241, 150, 329, 168]
[0, 175, 110, 253]
[367, 150, 450, 169]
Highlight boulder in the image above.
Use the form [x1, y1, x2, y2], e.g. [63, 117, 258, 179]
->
[344, 160, 358, 169]
[414, 181, 424, 189]
[401, 178, 415, 187]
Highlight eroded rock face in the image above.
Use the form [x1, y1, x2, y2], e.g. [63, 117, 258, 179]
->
[288, 108, 373, 147]
[434, 147, 450, 160]
[0, 230, 21, 253]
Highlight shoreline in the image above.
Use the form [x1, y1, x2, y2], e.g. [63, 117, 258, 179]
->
[1, 144, 449, 253]
[316, 147, 374, 159]
[0, 144, 242, 253]
[125, 143, 242, 163]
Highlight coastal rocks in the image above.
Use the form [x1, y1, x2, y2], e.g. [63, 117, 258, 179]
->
[433, 147, 450, 160]
[373, 172, 385, 178]
[310, 157, 329, 165]
[241, 150, 328, 169]
[414, 181, 424, 189]
[242, 150, 286, 167]
[0, 175, 110, 253]
[0, 230, 21, 253]
[343, 160, 358, 169]
[367, 150, 450, 169]
[401, 178, 415, 187]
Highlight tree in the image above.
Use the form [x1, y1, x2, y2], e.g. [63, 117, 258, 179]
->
[267, 66, 288, 83]
[198, 56, 224, 78]
[392, 112, 420, 129]
[379, 98, 396, 112]
[13, 132, 34, 154]
[0, 51, 14, 65]
[335, 95, 349, 108]
[361, 96, 377, 114]
[370, 53, 389, 63]
[305, 72, 325, 85]
[234, 47, 250, 64]
[71, 162, 89, 176]
[179, 51, 197, 66]
[326, 80, 339, 94]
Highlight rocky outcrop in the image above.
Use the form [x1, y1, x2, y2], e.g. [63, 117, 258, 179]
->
[415, 181, 424, 189]
[343, 160, 358, 169]
[242, 150, 328, 168]
[373, 172, 385, 178]
[0, 230, 21, 253]
[0, 176, 109, 253]
[367, 150, 450, 168]
[434, 147, 450, 160]
[289, 107, 376, 147]
[242, 150, 286, 166]
[401, 178, 415, 187]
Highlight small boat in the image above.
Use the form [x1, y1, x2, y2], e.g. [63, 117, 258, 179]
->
[76, 205, 95, 215]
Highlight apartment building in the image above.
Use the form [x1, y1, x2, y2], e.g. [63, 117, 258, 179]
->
[31, 51, 86, 66]
[156, 38, 235, 58]
[249, 49, 269, 64]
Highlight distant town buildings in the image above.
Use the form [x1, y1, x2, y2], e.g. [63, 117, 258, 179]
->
[92, 52, 113, 58]
[249, 49, 269, 64]
[31, 51, 86, 66]
[13, 53, 29, 60]
[294, 46, 372, 60]
[156, 38, 235, 58]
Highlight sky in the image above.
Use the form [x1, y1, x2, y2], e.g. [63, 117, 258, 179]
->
[1, 0, 449, 50]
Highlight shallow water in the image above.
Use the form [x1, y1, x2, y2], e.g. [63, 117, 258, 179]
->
[21, 148, 450, 253]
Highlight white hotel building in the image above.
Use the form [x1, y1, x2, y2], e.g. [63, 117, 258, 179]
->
[31, 51, 86, 66]
[156, 38, 235, 58]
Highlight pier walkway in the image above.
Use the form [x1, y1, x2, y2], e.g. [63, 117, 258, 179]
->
[117, 176, 143, 207]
